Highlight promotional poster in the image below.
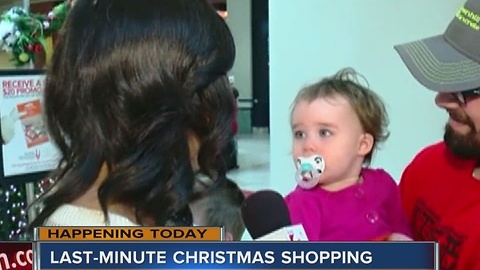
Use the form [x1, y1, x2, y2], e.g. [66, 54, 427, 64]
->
[0, 72, 60, 178]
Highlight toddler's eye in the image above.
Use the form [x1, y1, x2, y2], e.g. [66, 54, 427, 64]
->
[294, 130, 305, 139]
[319, 129, 331, 137]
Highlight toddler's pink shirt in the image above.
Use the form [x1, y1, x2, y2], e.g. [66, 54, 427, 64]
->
[285, 168, 411, 241]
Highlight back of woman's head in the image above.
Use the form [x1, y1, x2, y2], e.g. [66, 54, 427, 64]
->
[32, 0, 236, 227]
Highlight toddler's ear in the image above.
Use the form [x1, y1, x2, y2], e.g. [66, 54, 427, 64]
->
[358, 133, 374, 156]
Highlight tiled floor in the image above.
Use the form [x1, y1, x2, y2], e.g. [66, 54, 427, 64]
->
[227, 133, 270, 240]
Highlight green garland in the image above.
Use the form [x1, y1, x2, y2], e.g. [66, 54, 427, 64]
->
[0, 2, 69, 66]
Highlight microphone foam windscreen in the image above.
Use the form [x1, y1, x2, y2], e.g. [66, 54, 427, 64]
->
[241, 190, 292, 239]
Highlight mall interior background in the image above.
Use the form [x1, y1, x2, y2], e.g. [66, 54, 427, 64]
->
[0, 0, 465, 240]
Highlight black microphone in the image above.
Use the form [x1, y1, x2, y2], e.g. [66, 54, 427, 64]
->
[241, 190, 291, 239]
[241, 190, 308, 241]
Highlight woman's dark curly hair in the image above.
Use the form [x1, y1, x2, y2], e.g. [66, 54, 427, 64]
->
[30, 0, 236, 227]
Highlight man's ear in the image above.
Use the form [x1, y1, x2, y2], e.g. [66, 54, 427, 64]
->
[225, 232, 233, 241]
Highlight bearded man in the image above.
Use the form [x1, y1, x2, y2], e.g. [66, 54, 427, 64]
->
[394, 0, 480, 269]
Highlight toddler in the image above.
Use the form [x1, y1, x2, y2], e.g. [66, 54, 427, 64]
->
[285, 68, 412, 241]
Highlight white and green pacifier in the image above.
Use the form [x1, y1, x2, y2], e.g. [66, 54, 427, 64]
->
[295, 155, 325, 189]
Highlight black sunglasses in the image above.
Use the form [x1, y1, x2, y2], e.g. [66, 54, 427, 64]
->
[453, 88, 480, 105]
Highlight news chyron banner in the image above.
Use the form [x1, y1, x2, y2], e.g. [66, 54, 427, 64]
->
[35, 226, 223, 242]
[27, 226, 438, 270]
[0, 226, 221, 270]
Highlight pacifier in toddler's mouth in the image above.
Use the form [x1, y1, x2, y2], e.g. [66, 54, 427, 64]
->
[295, 155, 325, 189]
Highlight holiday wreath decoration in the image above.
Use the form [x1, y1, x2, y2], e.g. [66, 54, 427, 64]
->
[0, 2, 69, 66]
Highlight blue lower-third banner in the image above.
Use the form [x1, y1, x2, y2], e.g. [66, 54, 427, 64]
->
[36, 241, 437, 269]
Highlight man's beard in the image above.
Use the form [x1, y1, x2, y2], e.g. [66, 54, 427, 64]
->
[444, 120, 480, 159]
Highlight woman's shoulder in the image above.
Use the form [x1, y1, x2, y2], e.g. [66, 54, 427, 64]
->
[43, 204, 139, 227]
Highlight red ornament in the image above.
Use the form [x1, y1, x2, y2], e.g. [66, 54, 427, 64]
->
[26, 44, 33, 51]
[33, 44, 42, 53]
[39, 178, 55, 191]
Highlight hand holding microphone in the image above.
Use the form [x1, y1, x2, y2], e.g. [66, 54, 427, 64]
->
[241, 190, 308, 241]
